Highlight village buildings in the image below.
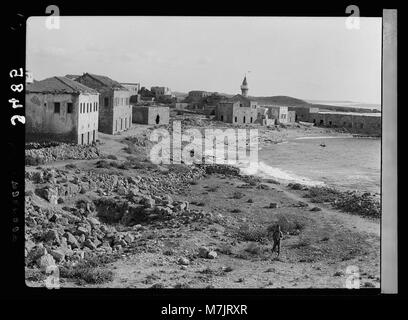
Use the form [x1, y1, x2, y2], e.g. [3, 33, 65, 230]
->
[308, 111, 381, 135]
[216, 76, 258, 125]
[75, 73, 132, 135]
[132, 105, 169, 125]
[121, 82, 141, 103]
[259, 105, 289, 124]
[187, 90, 213, 102]
[150, 86, 173, 98]
[26, 76, 99, 144]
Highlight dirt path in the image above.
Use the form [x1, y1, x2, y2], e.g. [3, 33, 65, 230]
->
[272, 183, 380, 237]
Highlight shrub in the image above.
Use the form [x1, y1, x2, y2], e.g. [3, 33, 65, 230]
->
[232, 191, 245, 199]
[237, 226, 269, 243]
[59, 255, 115, 284]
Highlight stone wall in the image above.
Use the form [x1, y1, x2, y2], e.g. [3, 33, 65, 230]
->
[26, 92, 79, 143]
[25, 143, 100, 165]
[132, 106, 170, 125]
[309, 112, 381, 135]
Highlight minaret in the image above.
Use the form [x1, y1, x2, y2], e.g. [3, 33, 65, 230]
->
[240, 75, 248, 97]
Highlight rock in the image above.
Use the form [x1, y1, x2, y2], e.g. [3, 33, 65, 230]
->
[77, 234, 86, 244]
[178, 257, 190, 265]
[27, 244, 47, 263]
[87, 217, 100, 227]
[77, 226, 89, 236]
[132, 224, 143, 231]
[44, 229, 60, 245]
[124, 234, 134, 244]
[36, 254, 56, 271]
[64, 232, 80, 249]
[25, 239, 36, 254]
[207, 251, 218, 259]
[269, 202, 278, 209]
[198, 246, 210, 258]
[310, 207, 322, 212]
[49, 249, 65, 262]
[140, 197, 155, 208]
[84, 239, 97, 250]
[247, 198, 254, 203]
[71, 249, 85, 261]
[36, 186, 59, 205]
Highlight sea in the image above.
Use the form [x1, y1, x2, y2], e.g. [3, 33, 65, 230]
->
[239, 135, 381, 194]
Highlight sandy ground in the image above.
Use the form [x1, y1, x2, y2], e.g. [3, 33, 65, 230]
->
[40, 122, 380, 289]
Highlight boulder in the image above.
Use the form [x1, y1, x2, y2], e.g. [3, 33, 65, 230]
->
[84, 239, 97, 250]
[198, 246, 210, 258]
[27, 244, 47, 264]
[44, 229, 60, 245]
[269, 202, 278, 209]
[49, 249, 65, 262]
[36, 253, 56, 271]
[64, 232, 80, 249]
[208, 251, 218, 259]
[178, 257, 190, 265]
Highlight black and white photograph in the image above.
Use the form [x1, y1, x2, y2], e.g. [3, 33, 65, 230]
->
[7, 6, 397, 296]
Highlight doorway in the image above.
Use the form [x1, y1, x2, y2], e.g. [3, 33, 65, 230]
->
[155, 114, 160, 124]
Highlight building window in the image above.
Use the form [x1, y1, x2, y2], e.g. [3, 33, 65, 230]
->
[243, 116, 246, 123]
[220, 115, 224, 121]
[250, 117, 253, 123]
[67, 103, 73, 114]
[104, 97, 109, 107]
[235, 116, 237, 123]
[96, 103, 98, 112]
[54, 102, 60, 114]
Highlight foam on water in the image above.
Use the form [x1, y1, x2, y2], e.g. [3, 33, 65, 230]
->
[237, 160, 325, 186]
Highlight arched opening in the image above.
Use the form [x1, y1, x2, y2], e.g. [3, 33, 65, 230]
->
[329, 121, 332, 126]
[319, 119, 324, 125]
[155, 114, 160, 124]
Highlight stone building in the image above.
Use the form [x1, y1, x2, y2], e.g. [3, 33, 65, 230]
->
[132, 105, 169, 125]
[75, 73, 132, 135]
[121, 82, 141, 103]
[175, 102, 189, 110]
[309, 111, 381, 135]
[216, 76, 258, 125]
[288, 110, 296, 123]
[188, 90, 212, 102]
[26, 76, 99, 144]
[288, 106, 319, 122]
[151, 86, 172, 98]
[260, 105, 289, 124]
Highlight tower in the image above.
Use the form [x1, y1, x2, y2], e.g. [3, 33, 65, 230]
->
[240, 75, 248, 97]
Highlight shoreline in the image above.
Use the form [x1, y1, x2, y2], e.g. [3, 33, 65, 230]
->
[24, 118, 380, 288]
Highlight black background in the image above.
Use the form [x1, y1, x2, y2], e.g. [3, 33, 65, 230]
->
[2, 0, 404, 308]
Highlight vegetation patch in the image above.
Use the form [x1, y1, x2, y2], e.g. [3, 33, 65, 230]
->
[59, 255, 116, 285]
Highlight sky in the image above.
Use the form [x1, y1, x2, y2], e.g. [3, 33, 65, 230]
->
[27, 16, 382, 104]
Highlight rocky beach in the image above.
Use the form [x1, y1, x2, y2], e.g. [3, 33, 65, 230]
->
[25, 115, 380, 289]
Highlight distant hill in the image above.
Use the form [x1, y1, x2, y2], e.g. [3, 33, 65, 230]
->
[251, 95, 308, 106]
